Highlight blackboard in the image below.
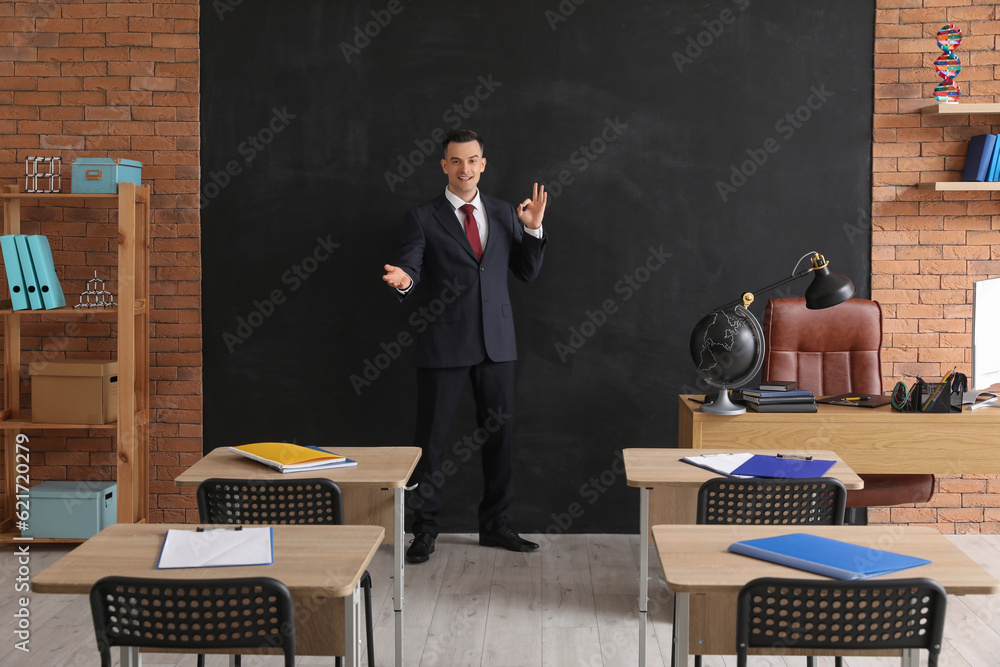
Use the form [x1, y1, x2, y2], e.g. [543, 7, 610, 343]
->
[200, 0, 875, 534]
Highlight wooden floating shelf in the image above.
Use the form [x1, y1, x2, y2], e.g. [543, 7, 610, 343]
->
[921, 103, 1000, 114]
[917, 182, 1000, 191]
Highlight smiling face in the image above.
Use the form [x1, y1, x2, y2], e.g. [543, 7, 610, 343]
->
[441, 140, 486, 202]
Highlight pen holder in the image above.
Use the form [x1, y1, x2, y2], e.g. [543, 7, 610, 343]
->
[892, 378, 960, 413]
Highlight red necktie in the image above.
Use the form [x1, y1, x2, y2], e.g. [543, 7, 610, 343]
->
[460, 203, 483, 260]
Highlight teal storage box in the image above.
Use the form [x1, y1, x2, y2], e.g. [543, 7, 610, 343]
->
[70, 158, 141, 194]
[21, 480, 117, 539]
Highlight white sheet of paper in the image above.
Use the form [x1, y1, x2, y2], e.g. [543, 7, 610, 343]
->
[680, 452, 755, 477]
[156, 526, 274, 569]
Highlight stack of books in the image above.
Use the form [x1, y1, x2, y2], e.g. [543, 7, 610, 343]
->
[742, 382, 817, 412]
[962, 133, 1000, 182]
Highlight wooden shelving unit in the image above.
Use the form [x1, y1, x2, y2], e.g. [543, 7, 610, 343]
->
[0, 183, 150, 544]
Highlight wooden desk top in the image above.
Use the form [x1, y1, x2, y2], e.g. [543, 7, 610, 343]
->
[31, 523, 385, 598]
[174, 445, 421, 488]
[652, 524, 999, 596]
[623, 448, 864, 489]
[679, 394, 1000, 421]
[678, 395, 1000, 474]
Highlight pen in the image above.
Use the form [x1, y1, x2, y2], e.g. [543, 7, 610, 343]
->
[844, 396, 869, 402]
[776, 454, 813, 461]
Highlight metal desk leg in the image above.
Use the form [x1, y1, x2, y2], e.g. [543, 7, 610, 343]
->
[639, 487, 650, 667]
[394, 486, 405, 667]
[346, 584, 361, 667]
[121, 647, 140, 666]
[673, 592, 690, 667]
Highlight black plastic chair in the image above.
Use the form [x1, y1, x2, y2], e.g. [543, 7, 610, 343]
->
[697, 477, 848, 525]
[90, 575, 295, 667]
[736, 577, 947, 667]
[197, 478, 374, 667]
[675, 477, 848, 667]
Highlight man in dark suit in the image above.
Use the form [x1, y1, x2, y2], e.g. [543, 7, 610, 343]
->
[383, 129, 547, 563]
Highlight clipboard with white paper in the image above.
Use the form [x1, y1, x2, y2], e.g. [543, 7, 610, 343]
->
[155, 526, 274, 569]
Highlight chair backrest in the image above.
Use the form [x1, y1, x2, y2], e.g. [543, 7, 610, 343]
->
[762, 297, 883, 395]
[697, 477, 847, 525]
[197, 478, 345, 525]
[90, 576, 296, 667]
[736, 577, 947, 667]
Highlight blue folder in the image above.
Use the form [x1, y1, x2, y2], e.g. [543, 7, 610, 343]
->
[988, 136, 1000, 182]
[0, 235, 29, 310]
[13, 235, 42, 310]
[729, 454, 835, 479]
[962, 133, 996, 182]
[728, 533, 932, 580]
[26, 235, 65, 309]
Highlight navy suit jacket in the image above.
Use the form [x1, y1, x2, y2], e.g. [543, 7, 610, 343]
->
[395, 192, 546, 368]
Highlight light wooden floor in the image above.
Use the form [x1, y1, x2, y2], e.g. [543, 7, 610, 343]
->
[3, 533, 1000, 666]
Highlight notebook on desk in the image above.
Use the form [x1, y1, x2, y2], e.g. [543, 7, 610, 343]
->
[816, 393, 892, 408]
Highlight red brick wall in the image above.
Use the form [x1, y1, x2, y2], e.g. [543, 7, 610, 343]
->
[0, 0, 201, 523]
[873, 0, 1000, 533]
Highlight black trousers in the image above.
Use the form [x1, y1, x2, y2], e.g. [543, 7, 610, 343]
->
[408, 359, 515, 537]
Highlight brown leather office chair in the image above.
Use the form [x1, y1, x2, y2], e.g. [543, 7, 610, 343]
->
[761, 297, 935, 523]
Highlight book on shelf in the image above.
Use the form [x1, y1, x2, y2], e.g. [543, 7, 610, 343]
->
[229, 442, 358, 473]
[747, 400, 818, 413]
[988, 136, 1000, 182]
[728, 533, 932, 580]
[758, 380, 798, 391]
[963, 133, 997, 182]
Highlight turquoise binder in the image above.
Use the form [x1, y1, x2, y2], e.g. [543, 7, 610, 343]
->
[13, 235, 42, 309]
[0, 235, 29, 310]
[26, 235, 65, 309]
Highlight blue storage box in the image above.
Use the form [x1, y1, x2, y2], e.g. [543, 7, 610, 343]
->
[70, 158, 142, 194]
[21, 480, 117, 539]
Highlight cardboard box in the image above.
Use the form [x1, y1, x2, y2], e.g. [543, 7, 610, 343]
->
[29, 359, 118, 424]
[70, 158, 142, 194]
[21, 480, 117, 539]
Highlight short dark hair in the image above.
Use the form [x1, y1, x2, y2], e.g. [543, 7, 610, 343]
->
[442, 129, 484, 157]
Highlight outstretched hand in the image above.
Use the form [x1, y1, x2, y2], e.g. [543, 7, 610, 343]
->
[517, 183, 547, 230]
[382, 264, 412, 291]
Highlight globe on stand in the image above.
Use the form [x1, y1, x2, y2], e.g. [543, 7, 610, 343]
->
[689, 305, 764, 415]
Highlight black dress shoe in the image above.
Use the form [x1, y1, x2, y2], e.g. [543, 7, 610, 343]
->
[405, 533, 435, 563]
[479, 525, 539, 552]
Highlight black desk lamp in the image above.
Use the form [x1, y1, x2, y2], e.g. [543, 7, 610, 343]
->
[690, 251, 856, 415]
